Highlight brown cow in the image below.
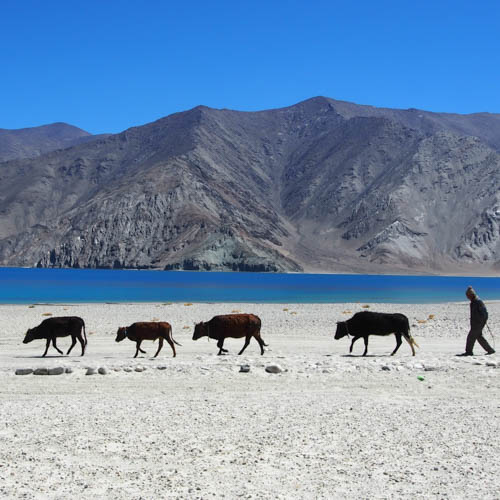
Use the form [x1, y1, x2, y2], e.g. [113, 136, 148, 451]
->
[192, 314, 267, 355]
[115, 322, 181, 358]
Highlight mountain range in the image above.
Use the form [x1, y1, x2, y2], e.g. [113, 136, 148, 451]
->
[1, 97, 499, 274]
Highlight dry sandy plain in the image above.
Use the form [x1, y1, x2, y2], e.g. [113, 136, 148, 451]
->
[0, 301, 499, 499]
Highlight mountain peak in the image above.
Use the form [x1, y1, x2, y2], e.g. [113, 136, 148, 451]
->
[0, 122, 93, 162]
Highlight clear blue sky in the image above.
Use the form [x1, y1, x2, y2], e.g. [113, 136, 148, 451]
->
[1, 0, 499, 134]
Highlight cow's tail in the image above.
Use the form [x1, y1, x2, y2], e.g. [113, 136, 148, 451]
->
[404, 322, 419, 355]
[405, 334, 419, 348]
[169, 325, 182, 346]
[82, 320, 88, 345]
[410, 320, 419, 348]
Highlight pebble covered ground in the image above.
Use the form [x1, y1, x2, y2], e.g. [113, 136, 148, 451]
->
[0, 301, 499, 499]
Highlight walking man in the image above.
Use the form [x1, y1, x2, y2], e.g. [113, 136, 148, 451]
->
[457, 286, 495, 356]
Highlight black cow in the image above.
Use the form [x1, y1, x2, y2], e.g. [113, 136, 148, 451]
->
[23, 316, 87, 357]
[334, 311, 419, 356]
[192, 314, 267, 355]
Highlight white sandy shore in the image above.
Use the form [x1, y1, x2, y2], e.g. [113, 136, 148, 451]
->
[0, 301, 499, 499]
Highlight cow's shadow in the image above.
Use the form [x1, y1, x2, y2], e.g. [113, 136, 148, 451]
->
[341, 354, 391, 358]
[13, 355, 69, 359]
[103, 356, 158, 360]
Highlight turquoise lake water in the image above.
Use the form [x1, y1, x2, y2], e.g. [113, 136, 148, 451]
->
[0, 268, 499, 304]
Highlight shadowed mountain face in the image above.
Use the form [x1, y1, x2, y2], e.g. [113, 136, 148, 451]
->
[0, 97, 499, 274]
[0, 123, 94, 162]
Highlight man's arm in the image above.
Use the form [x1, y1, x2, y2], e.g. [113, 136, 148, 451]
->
[474, 300, 488, 324]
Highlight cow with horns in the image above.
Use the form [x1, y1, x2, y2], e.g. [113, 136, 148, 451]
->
[335, 311, 419, 356]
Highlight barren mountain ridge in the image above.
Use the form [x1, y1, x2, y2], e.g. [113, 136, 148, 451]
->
[1, 97, 499, 274]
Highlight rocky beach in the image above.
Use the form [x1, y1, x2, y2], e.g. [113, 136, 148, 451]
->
[0, 301, 499, 499]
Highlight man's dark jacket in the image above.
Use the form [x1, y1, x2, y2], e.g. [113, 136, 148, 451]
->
[470, 298, 488, 328]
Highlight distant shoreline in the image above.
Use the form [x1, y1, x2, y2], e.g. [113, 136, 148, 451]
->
[0, 297, 500, 308]
[6, 265, 500, 278]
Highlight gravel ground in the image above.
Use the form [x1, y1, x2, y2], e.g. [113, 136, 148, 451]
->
[0, 301, 499, 499]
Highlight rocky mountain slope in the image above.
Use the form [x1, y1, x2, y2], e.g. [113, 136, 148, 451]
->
[0, 97, 499, 274]
[0, 123, 94, 162]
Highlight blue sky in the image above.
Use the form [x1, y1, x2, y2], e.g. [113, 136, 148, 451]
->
[1, 0, 499, 134]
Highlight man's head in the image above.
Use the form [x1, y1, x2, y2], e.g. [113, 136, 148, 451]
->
[466, 286, 477, 301]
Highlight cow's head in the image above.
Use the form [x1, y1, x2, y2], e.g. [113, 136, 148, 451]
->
[334, 322, 349, 340]
[192, 322, 207, 341]
[115, 327, 127, 342]
[23, 328, 35, 344]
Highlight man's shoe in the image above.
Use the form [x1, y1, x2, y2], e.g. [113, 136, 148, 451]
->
[486, 350, 496, 355]
[456, 352, 473, 357]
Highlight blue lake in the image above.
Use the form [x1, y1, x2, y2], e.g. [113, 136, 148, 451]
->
[0, 268, 499, 304]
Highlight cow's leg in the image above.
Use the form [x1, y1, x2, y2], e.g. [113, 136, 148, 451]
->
[362, 335, 369, 356]
[253, 328, 268, 355]
[52, 338, 63, 355]
[67, 335, 77, 355]
[164, 335, 176, 358]
[217, 338, 227, 355]
[42, 338, 51, 357]
[134, 340, 143, 358]
[254, 334, 266, 355]
[349, 336, 360, 353]
[154, 338, 164, 358]
[391, 333, 402, 356]
[238, 335, 252, 355]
